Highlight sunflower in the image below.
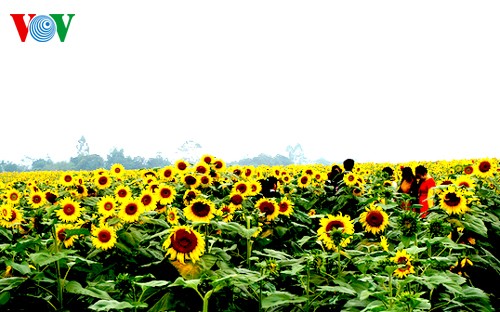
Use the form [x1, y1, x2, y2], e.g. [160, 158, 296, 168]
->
[0, 206, 23, 228]
[97, 195, 118, 217]
[110, 163, 125, 178]
[183, 189, 201, 205]
[163, 226, 205, 264]
[182, 174, 201, 189]
[5, 189, 21, 205]
[232, 181, 250, 195]
[159, 166, 176, 182]
[219, 204, 236, 222]
[201, 154, 215, 165]
[194, 163, 210, 175]
[157, 183, 177, 205]
[60, 173, 75, 187]
[228, 191, 245, 208]
[166, 207, 180, 225]
[45, 191, 59, 204]
[199, 175, 213, 188]
[391, 249, 415, 278]
[56, 197, 82, 223]
[475, 158, 497, 178]
[438, 186, 469, 215]
[463, 165, 474, 175]
[92, 224, 118, 250]
[297, 175, 310, 188]
[114, 185, 133, 203]
[278, 198, 294, 217]
[454, 175, 475, 189]
[139, 189, 158, 211]
[55, 223, 78, 248]
[212, 158, 226, 171]
[255, 198, 280, 221]
[317, 213, 355, 250]
[359, 204, 389, 235]
[184, 198, 215, 223]
[174, 159, 190, 172]
[118, 198, 144, 223]
[343, 172, 358, 187]
[247, 179, 262, 196]
[28, 190, 47, 208]
[94, 173, 112, 190]
[0, 203, 13, 220]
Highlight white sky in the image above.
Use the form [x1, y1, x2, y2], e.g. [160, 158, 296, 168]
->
[1, 1, 499, 165]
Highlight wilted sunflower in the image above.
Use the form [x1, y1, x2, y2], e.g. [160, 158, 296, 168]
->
[359, 204, 389, 235]
[397, 210, 421, 237]
[255, 198, 280, 221]
[157, 183, 177, 205]
[92, 224, 118, 250]
[391, 249, 415, 278]
[0, 206, 23, 228]
[163, 226, 206, 264]
[55, 223, 78, 248]
[114, 185, 133, 203]
[166, 207, 180, 225]
[28, 190, 47, 208]
[317, 213, 354, 250]
[278, 198, 294, 217]
[118, 198, 144, 223]
[439, 186, 469, 215]
[94, 173, 112, 190]
[56, 197, 82, 223]
[184, 198, 215, 222]
[97, 195, 118, 217]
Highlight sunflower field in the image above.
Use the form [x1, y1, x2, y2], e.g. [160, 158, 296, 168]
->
[0, 156, 499, 311]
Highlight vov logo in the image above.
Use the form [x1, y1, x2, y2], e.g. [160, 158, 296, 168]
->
[11, 14, 75, 42]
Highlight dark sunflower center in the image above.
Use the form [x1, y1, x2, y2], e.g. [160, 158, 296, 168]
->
[444, 193, 461, 207]
[366, 211, 384, 227]
[104, 202, 113, 211]
[64, 176, 72, 182]
[171, 229, 197, 253]
[63, 204, 76, 216]
[196, 166, 207, 174]
[201, 176, 209, 184]
[8, 211, 17, 222]
[214, 161, 223, 169]
[236, 184, 247, 193]
[300, 176, 308, 184]
[57, 229, 67, 241]
[231, 194, 243, 205]
[142, 195, 152, 205]
[397, 257, 408, 264]
[279, 203, 288, 212]
[192, 202, 210, 217]
[98, 176, 108, 185]
[125, 203, 138, 215]
[458, 182, 470, 188]
[163, 170, 173, 178]
[10, 193, 18, 201]
[259, 201, 275, 215]
[326, 220, 344, 232]
[32, 195, 42, 204]
[177, 162, 187, 170]
[479, 161, 491, 173]
[464, 166, 473, 174]
[118, 190, 128, 197]
[348, 175, 355, 182]
[98, 230, 111, 243]
[185, 176, 197, 185]
[160, 188, 172, 198]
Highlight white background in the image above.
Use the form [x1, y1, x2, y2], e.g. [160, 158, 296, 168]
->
[1, 1, 499, 164]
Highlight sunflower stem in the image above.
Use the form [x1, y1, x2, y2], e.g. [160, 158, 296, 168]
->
[246, 216, 252, 268]
[53, 226, 64, 310]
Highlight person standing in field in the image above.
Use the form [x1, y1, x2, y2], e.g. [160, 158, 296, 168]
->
[398, 166, 419, 210]
[415, 165, 436, 218]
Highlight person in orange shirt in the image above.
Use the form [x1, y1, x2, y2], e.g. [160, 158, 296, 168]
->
[415, 165, 436, 218]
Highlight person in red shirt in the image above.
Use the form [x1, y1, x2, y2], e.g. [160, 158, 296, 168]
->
[415, 165, 436, 218]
